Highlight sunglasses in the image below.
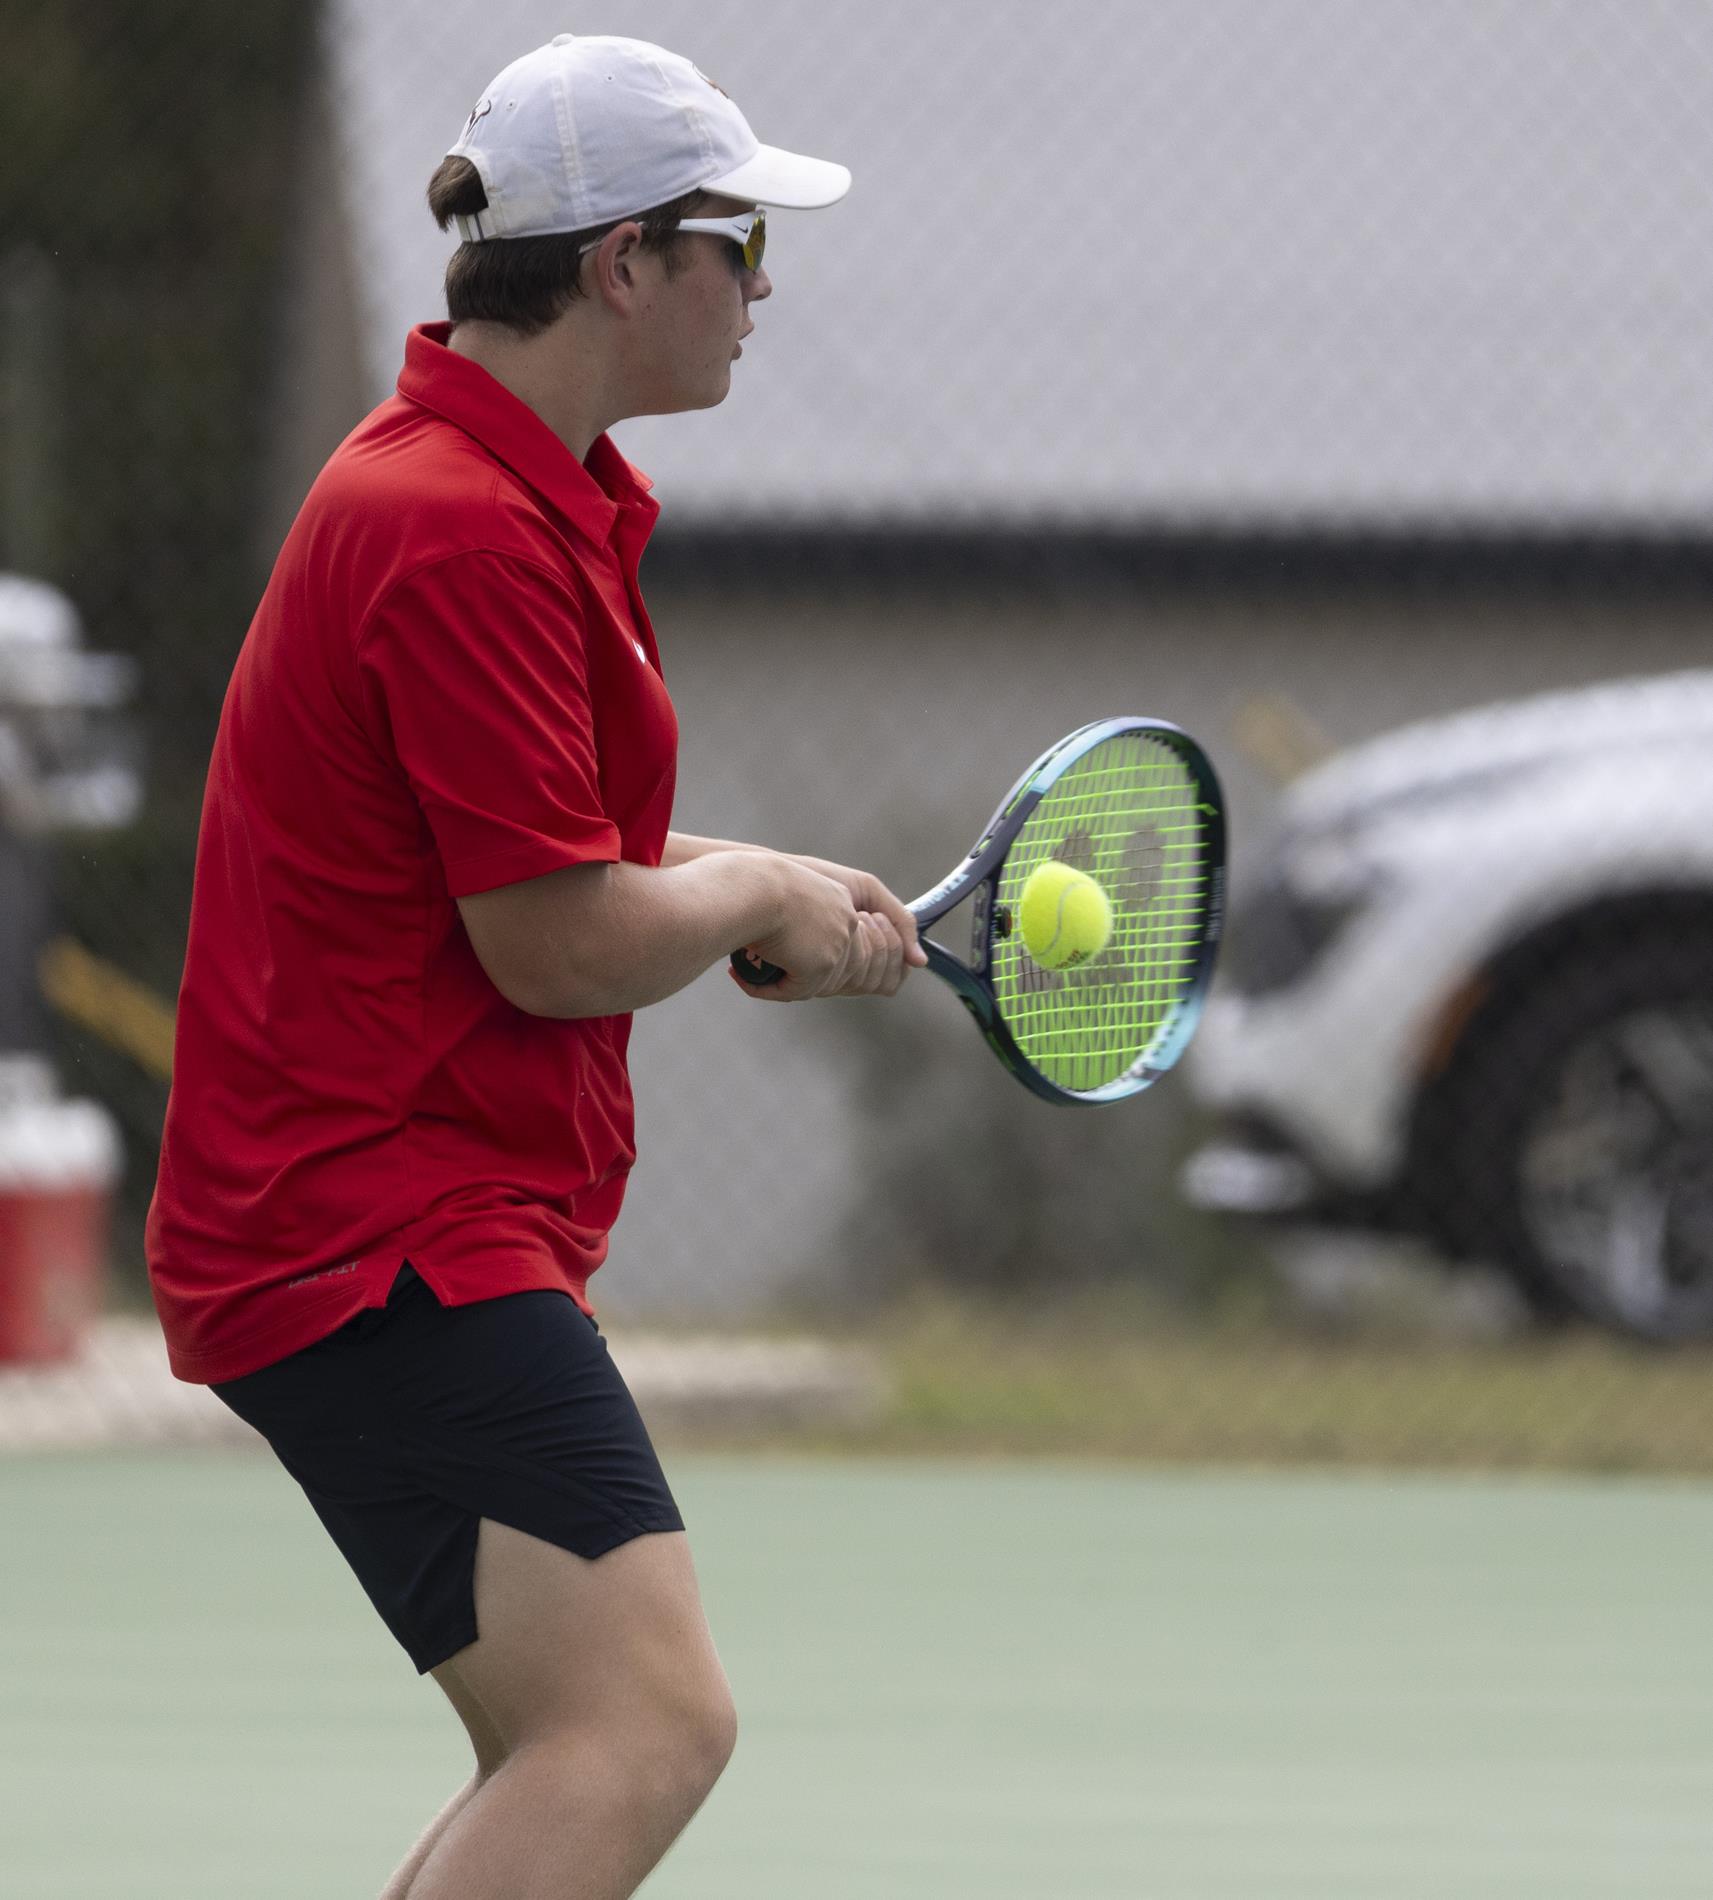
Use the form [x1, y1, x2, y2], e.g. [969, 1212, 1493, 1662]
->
[578, 207, 766, 274]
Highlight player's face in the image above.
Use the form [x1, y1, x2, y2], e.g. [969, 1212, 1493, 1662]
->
[638, 194, 772, 413]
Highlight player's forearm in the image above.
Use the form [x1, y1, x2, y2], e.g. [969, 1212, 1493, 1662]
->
[660, 830, 756, 868]
[530, 852, 788, 1018]
[665, 833, 850, 882]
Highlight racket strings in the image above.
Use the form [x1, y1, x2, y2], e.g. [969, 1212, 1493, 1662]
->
[989, 735, 1214, 1094]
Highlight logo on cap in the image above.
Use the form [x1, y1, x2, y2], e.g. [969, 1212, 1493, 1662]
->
[463, 96, 492, 136]
[692, 65, 730, 99]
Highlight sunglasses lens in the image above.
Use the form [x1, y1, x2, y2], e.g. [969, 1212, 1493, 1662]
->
[743, 211, 766, 272]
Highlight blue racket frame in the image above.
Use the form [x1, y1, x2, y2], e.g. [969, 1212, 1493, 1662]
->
[734, 716, 1227, 1104]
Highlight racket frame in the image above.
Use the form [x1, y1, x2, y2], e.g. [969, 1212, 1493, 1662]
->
[909, 716, 1226, 1105]
[732, 716, 1225, 1105]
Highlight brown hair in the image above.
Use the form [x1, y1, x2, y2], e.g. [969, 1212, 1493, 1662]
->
[425, 156, 704, 336]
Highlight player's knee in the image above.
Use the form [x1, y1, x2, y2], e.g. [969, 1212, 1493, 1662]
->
[694, 1680, 738, 1782]
[626, 1669, 735, 1789]
[552, 1681, 735, 1821]
[647, 1673, 738, 1802]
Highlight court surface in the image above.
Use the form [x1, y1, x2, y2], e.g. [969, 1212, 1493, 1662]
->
[6, 1450, 1713, 1898]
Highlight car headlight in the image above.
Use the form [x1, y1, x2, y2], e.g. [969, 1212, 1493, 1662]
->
[1222, 859, 1388, 997]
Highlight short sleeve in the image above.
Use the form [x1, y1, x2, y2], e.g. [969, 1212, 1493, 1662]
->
[356, 551, 622, 896]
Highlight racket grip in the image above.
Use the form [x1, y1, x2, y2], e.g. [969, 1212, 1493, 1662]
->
[731, 948, 787, 987]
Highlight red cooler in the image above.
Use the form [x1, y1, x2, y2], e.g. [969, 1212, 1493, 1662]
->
[0, 1056, 123, 1364]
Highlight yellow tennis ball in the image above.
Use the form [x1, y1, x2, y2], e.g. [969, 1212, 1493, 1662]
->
[1018, 860, 1112, 969]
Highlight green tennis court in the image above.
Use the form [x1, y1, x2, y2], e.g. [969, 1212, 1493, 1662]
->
[7, 1450, 1713, 1897]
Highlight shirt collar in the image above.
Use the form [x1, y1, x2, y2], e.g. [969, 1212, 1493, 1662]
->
[397, 322, 660, 554]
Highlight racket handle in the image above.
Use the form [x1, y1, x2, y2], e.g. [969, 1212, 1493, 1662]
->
[731, 948, 786, 986]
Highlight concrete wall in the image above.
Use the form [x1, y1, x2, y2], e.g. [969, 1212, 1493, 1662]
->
[595, 561, 1713, 1319]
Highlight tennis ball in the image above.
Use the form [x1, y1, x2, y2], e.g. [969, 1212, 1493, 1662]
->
[1018, 860, 1112, 969]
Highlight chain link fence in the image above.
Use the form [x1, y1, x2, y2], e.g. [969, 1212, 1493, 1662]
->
[6, 2, 1713, 1462]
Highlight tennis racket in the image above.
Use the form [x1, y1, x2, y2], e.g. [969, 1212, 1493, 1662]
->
[731, 717, 1226, 1104]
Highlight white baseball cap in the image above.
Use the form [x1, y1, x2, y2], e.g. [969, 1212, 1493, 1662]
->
[446, 33, 852, 242]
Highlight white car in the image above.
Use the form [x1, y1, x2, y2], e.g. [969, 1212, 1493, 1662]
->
[1183, 670, 1713, 1340]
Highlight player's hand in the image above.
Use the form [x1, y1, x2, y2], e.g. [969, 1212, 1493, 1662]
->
[815, 909, 912, 998]
[779, 856, 928, 979]
[730, 859, 866, 1002]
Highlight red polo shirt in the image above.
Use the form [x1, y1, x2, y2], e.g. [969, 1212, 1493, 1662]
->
[145, 322, 679, 1384]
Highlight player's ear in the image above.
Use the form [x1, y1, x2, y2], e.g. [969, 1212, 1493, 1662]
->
[587, 222, 646, 310]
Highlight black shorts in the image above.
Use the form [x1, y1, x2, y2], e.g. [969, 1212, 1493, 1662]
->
[212, 1260, 685, 1674]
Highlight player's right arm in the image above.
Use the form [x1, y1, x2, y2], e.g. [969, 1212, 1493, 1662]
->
[357, 549, 906, 1014]
[457, 851, 905, 1017]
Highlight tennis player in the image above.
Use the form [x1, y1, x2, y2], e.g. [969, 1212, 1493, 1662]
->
[145, 33, 920, 1900]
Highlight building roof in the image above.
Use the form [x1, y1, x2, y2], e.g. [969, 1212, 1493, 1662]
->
[329, 0, 1713, 532]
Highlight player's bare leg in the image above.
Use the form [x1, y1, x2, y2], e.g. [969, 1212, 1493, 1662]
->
[378, 1661, 508, 1898]
[395, 1519, 737, 1900]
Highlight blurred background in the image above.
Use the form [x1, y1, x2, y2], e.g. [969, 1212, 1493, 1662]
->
[9, 0, 1713, 1384]
[7, 4, 1713, 1895]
